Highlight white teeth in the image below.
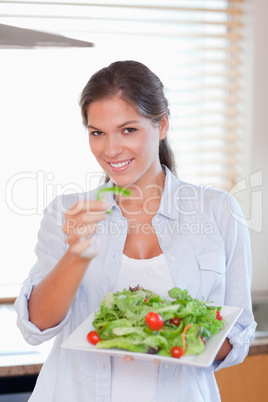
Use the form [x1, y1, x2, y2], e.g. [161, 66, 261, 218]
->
[110, 159, 131, 168]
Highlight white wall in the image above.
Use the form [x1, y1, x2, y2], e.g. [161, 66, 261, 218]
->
[250, 0, 268, 293]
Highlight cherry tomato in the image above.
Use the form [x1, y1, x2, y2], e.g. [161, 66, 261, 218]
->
[201, 337, 206, 345]
[170, 317, 181, 327]
[171, 346, 183, 358]
[87, 330, 101, 345]
[145, 312, 164, 331]
[216, 310, 223, 321]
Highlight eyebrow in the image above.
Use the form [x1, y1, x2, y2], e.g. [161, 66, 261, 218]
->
[87, 120, 139, 130]
[118, 120, 139, 128]
[87, 124, 101, 130]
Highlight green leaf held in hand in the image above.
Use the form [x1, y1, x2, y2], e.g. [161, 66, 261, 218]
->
[96, 186, 131, 214]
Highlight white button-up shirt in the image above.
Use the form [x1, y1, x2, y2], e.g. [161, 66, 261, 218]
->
[15, 167, 256, 402]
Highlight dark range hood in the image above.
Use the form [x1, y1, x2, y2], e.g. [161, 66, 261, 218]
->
[0, 23, 94, 48]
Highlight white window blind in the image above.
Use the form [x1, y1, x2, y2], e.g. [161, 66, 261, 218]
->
[0, 0, 251, 294]
[1, 0, 249, 189]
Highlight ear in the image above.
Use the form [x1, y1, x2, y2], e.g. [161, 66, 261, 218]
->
[158, 114, 169, 140]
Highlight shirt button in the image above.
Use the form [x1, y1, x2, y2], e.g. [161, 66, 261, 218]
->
[155, 217, 160, 223]
[170, 256, 175, 262]
[159, 233, 164, 239]
[164, 363, 169, 369]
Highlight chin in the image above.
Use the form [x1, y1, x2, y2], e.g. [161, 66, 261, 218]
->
[108, 175, 133, 188]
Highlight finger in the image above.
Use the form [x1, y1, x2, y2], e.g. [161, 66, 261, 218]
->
[79, 235, 100, 259]
[65, 200, 110, 217]
[75, 222, 97, 238]
[69, 211, 107, 226]
[124, 355, 133, 362]
[63, 212, 105, 235]
[65, 223, 97, 246]
[70, 236, 99, 260]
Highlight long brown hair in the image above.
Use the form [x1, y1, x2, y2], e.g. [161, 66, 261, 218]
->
[79, 60, 176, 178]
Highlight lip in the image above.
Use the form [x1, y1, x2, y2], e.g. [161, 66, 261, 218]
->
[107, 158, 133, 172]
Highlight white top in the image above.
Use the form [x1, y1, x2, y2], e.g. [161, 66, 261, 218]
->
[111, 253, 175, 402]
[112, 253, 175, 297]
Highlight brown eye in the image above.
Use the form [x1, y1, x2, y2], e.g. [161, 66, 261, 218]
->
[123, 128, 136, 134]
[90, 131, 103, 136]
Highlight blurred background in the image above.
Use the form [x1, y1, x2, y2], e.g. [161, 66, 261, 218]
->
[0, 0, 267, 295]
[0, 1, 267, 401]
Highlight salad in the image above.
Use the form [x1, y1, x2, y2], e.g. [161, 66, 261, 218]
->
[97, 186, 131, 214]
[87, 286, 225, 358]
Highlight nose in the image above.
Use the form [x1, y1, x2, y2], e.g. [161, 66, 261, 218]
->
[104, 134, 123, 158]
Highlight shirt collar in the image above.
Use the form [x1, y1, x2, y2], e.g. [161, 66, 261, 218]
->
[158, 166, 180, 221]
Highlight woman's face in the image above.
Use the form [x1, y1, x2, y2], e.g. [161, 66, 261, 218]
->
[86, 96, 168, 189]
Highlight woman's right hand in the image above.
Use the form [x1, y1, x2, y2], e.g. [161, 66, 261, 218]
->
[28, 199, 109, 330]
[63, 200, 110, 260]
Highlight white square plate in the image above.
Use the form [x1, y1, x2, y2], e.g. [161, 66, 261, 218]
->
[61, 305, 243, 367]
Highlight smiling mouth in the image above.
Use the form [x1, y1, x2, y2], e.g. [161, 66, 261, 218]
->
[109, 159, 133, 168]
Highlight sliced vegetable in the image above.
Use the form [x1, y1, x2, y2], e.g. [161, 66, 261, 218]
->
[87, 330, 101, 345]
[216, 310, 223, 321]
[97, 186, 131, 200]
[171, 346, 183, 358]
[97, 186, 131, 213]
[91, 286, 225, 358]
[170, 317, 181, 327]
[182, 323, 193, 356]
[145, 312, 164, 331]
[201, 336, 206, 345]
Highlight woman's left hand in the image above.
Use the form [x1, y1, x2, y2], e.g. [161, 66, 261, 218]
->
[214, 338, 232, 361]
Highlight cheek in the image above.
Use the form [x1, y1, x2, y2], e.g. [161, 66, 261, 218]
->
[141, 132, 159, 153]
[131, 133, 155, 154]
[88, 139, 100, 157]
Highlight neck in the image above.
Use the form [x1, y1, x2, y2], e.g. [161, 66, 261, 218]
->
[116, 167, 166, 214]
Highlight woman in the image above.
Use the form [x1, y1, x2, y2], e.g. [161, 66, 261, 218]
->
[15, 60, 256, 401]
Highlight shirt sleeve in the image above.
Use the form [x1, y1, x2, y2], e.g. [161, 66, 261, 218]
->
[213, 193, 257, 371]
[14, 195, 71, 345]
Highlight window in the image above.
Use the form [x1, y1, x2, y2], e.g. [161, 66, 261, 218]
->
[0, 0, 251, 296]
